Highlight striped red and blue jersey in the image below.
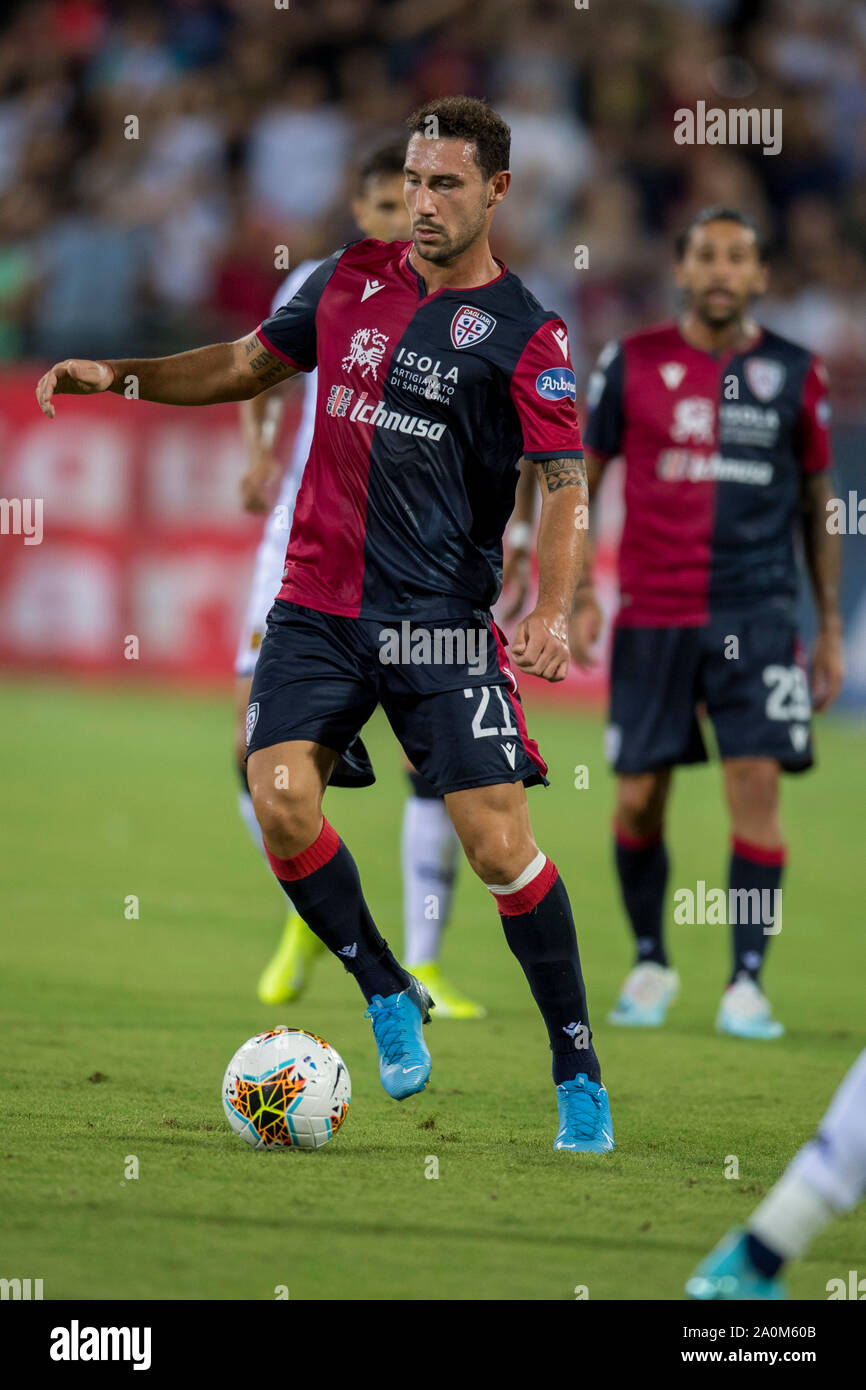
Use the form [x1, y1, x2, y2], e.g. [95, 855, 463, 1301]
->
[582, 321, 831, 627]
[255, 238, 583, 621]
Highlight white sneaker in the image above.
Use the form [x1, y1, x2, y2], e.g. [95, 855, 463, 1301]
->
[716, 977, 784, 1039]
[608, 962, 680, 1027]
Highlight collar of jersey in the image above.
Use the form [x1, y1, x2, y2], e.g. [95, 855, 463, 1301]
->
[399, 243, 508, 302]
[673, 318, 765, 363]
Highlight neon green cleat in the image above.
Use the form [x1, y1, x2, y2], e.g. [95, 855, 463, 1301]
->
[408, 963, 486, 1020]
[257, 911, 327, 1006]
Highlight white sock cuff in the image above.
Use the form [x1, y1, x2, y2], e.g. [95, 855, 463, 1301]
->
[748, 1169, 837, 1262]
[485, 849, 546, 896]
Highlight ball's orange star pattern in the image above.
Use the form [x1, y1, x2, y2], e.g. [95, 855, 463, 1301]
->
[228, 1066, 306, 1146]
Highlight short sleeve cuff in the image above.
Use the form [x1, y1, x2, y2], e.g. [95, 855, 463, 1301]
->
[255, 327, 311, 373]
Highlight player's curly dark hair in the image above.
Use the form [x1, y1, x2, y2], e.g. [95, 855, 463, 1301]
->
[405, 96, 511, 183]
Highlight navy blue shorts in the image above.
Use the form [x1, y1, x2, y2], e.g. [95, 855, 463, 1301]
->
[607, 610, 813, 775]
[246, 601, 548, 797]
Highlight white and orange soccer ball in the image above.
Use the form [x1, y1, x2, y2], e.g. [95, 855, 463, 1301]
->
[222, 1026, 351, 1151]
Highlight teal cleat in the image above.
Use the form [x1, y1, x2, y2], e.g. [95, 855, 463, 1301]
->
[365, 976, 434, 1100]
[686, 1228, 787, 1300]
[554, 1075, 615, 1153]
[608, 962, 680, 1027]
[716, 979, 784, 1040]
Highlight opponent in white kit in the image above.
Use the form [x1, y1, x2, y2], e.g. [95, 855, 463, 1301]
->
[688, 1049, 866, 1298]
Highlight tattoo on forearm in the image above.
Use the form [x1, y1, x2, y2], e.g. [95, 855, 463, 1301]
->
[535, 456, 588, 493]
[241, 332, 288, 389]
[249, 355, 285, 386]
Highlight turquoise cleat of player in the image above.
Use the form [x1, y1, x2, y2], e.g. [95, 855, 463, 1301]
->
[554, 1075, 615, 1153]
[365, 977, 434, 1100]
[686, 1229, 787, 1300]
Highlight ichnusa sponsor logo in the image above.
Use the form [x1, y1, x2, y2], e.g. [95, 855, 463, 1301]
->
[343, 390, 448, 440]
[656, 450, 773, 486]
[535, 367, 576, 401]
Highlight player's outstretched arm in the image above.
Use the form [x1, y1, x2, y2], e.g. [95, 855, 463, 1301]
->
[35, 331, 298, 419]
[800, 470, 845, 711]
[511, 455, 589, 683]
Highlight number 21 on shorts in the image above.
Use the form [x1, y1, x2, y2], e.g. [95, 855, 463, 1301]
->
[464, 685, 519, 738]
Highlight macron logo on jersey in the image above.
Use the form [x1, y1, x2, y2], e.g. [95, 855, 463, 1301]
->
[362, 278, 386, 302]
[552, 327, 569, 360]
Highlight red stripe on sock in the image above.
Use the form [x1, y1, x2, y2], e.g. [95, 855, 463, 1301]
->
[265, 818, 340, 881]
[493, 857, 559, 916]
[732, 836, 786, 868]
[613, 818, 662, 851]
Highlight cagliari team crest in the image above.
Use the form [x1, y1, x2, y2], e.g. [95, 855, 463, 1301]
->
[450, 305, 497, 349]
[745, 357, 785, 402]
[245, 702, 259, 746]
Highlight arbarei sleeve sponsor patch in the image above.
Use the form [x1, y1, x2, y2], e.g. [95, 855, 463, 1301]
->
[509, 318, 584, 459]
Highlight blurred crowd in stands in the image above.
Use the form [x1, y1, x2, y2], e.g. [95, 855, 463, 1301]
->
[2, 0, 865, 414]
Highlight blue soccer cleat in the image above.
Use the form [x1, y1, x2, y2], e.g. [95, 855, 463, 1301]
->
[686, 1229, 787, 1300]
[365, 976, 434, 1100]
[554, 1075, 615, 1153]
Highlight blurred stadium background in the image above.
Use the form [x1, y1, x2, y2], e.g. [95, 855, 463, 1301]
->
[1, 0, 865, 702]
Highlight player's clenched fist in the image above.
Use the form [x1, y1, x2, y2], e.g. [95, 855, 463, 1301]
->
[511, 606, 569, 683]
[35, 359, 116, 418]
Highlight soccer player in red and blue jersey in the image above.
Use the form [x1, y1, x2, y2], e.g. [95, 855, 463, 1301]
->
[574, 207, 844, 1039]
[36, 97, 614, 1152]
[234, 140, 487, 1021]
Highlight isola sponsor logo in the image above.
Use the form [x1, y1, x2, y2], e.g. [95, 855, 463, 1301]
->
[328, 387, 448, 440]
[535, 367, 576, 401]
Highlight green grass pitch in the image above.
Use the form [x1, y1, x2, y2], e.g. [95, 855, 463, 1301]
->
[1, 680, 864, 1301]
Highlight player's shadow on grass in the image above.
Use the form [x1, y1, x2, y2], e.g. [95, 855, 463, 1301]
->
[113, 1202, 711, 1255]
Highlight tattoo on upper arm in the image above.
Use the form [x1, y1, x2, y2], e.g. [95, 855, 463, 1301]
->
[534, 456, 588, 494]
